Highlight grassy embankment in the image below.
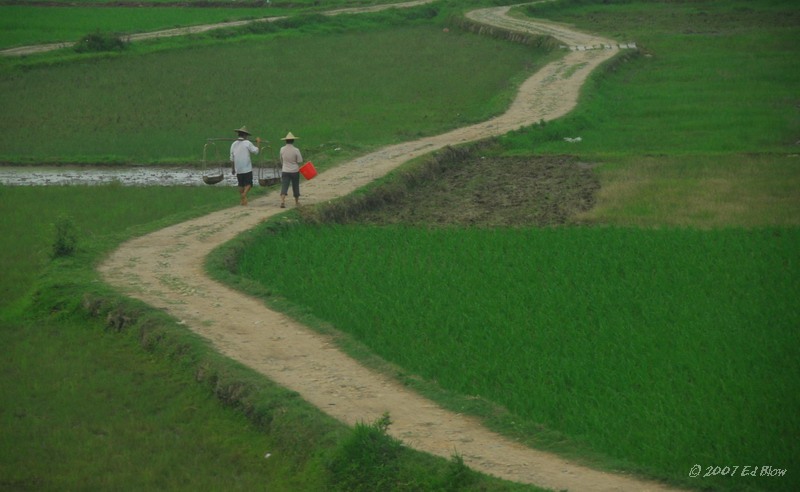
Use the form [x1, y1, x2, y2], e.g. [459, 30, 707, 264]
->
[220, 1, 799, 491]
[1, 3, 552, 490]
[0, 187, 339, 491]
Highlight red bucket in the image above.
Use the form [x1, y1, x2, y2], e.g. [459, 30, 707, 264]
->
[299, 161, 317, 180]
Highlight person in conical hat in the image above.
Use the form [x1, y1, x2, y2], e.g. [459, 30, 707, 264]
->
[230, 126, 261, 206]
[279, 132, 303, 208]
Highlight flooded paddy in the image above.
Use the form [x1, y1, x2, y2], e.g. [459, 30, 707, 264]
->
[0, 166, 280, 187]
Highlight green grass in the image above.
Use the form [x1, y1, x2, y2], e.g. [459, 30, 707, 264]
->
[0, 314, 326, 491]
[0, 6, 279, 49]
[0, 5, 556, 489]
[211, 2, 799, 490]
[0, 184, 244, 309]
[496, 0, 800, 230]
[499, 0, 799, 156]
[0, 184, 335, 491]
[1, 0, 408, 48]
[0, 184, 539, 492]
[0, 22, 546, 165]
[234, 222, 800, 491]
[3, 0, 800, 490]
[579, 153, 800, 228]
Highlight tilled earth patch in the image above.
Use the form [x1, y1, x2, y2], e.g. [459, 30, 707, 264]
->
[335, 154, 600, 227]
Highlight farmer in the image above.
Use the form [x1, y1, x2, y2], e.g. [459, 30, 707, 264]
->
[230, 126, 260, 206]
[279, 131, 303, 208]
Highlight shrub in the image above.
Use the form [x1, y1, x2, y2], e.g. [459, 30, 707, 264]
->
[326, 413, 403, 491]
[440, 454, 479, 491]
[74, 31, 127, 53]
[52, 215, 77, 258]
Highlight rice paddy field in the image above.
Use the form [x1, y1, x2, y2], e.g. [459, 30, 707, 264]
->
[0, 6, 272, 48]
[0, 0, 410, 48]
[0, 21, 541, 165]
[235, 224, 799, 488]
[1, 0, 798, 490]
[224, 0, 799, 490]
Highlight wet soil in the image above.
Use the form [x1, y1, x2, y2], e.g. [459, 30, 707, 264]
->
[0, 166, 217, 186]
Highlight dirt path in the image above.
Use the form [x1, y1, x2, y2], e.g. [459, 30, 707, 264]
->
[0, 0, 434, 57]
[98, 5, 682, 491]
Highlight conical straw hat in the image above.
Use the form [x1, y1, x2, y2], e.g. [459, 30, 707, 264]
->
[234, 126, 251, 135]
[281, 132, 299, 140]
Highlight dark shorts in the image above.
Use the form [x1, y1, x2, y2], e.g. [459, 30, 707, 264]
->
[281, 172, 300, 197]
[237, 171, 253, 187]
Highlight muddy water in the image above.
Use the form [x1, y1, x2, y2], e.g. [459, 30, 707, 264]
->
[0, 166, 280, 186]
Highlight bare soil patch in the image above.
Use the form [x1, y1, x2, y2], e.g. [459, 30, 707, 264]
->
[344, 154, 600, 227]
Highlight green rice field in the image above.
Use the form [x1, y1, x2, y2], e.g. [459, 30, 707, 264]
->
[501, 0, 799, 157]
[0, 6, 273, 49]
[2, 0, 799, 490]
[235, 224, 799, 488]
[0, 0, 409, 48]
[0, 23, 542, 165]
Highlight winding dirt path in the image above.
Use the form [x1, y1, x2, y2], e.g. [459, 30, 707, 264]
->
[98, 4, 681, 491]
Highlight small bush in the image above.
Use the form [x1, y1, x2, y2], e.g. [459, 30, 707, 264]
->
[52, 215, 77, 258]
[74, 32, 127, 53]
[440, 454, 479, 491]
[326, 413, 403, 491]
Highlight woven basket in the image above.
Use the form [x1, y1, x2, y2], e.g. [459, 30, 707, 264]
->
[203, 174, 224, 185]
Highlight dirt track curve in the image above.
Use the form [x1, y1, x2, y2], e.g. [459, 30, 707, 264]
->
[96, 3, 681, 491]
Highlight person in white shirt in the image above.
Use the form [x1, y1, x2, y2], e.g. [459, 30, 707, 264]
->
[230, 126, 260, 206]
[279, 132, 303, 208]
